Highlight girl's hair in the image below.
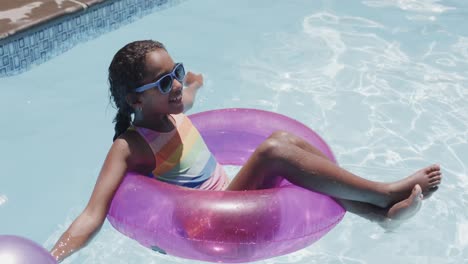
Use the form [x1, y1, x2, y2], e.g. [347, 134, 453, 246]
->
[108, 40, 166, 141]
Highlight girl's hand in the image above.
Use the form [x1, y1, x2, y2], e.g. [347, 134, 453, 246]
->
[184, 72, 204, 89]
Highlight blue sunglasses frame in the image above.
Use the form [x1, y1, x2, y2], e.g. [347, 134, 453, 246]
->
[135, 63, 185, 93]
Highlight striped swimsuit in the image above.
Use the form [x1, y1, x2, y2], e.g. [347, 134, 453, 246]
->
[133, 113, 229, 190]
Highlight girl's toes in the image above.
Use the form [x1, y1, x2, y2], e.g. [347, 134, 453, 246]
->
[429, 176, 442, 183]
[426, 164, 440, 173]
[429, 180, 441, 187]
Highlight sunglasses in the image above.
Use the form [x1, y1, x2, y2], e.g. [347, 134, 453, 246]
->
[135, 63, 185, 94]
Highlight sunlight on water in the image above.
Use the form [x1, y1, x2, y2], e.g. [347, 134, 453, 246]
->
[0, 194, 7, 206]
[363, 0, 455, 13]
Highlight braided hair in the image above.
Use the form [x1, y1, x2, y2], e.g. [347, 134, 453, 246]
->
[108, 40, 166, 141]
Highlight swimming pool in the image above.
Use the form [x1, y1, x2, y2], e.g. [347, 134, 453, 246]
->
[1, 0, 467, 263]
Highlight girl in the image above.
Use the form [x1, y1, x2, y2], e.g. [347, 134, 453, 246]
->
[51, 40, 442, 262]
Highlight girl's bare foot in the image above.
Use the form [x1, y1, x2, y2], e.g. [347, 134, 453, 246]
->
[384, 164, 441, 207]
[387, 184, 423, 220]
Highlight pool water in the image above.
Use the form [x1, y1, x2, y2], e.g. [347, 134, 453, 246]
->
[1, 0, 467, 263]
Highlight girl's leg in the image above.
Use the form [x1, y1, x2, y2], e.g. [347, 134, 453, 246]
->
[227, 131, 441, 209]
[270, 131, 428, 222]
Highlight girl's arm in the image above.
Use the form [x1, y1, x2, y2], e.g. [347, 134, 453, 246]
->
[50, 138, 133, 262]
[182, 72, 204, 113]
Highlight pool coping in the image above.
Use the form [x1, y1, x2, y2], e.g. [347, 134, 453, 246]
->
[0, 0, 182, 77]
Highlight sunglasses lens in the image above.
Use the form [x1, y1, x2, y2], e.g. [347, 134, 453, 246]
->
[159, 75, 173, 93]
[174, 64, 185, 81]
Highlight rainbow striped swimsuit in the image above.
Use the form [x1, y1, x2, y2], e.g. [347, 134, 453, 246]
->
[133, 113, 229, 190]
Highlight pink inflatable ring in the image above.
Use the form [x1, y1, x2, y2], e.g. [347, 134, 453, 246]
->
[108, 108, 345, 263]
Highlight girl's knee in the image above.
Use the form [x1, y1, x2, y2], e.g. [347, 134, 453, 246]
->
[270, 130, 299, 145]
[257, 137, 286, 160]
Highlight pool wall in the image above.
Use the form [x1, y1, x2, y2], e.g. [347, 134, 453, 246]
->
[0, 0, 183, 77]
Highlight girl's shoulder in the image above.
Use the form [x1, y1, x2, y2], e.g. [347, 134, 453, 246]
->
[116, 128, 155, 173]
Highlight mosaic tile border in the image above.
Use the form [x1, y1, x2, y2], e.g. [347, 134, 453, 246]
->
[0, 0, 182, 77]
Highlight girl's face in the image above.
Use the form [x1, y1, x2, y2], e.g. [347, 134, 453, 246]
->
[138, 49, 184, 116]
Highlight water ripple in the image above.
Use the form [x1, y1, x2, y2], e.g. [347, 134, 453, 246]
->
[363, 0, 455, 13]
